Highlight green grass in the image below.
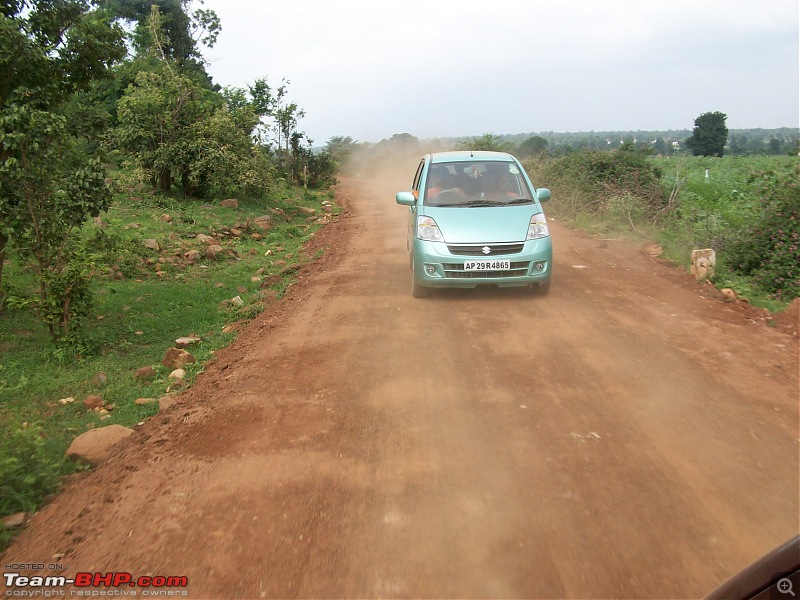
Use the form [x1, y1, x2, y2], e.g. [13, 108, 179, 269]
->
[657, 155, 795, 234]
[0, 181, 337, 546]
[656, 155, 797, 306]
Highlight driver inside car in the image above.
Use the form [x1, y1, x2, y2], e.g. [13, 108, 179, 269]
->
[426, 167, 461, 200]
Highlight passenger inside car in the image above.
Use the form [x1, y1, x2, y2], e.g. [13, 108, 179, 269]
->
[485, 172, 519, 198]
[426, 167, 462, 202]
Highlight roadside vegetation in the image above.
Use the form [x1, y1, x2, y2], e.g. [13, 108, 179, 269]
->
[0, 182, 334, 545]
[523, 151, 798, 310]
[0, 0, 340, 548]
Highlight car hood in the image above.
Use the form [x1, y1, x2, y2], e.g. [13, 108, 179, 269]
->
[422, 205, 542, 244]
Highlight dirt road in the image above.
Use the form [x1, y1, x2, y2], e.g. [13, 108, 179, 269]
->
[2, 174, 798, 599]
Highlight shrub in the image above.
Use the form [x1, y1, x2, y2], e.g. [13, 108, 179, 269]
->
[0, 424, 70, 516]
[537, 148, 666, 217]
[724, 166, 800, 301]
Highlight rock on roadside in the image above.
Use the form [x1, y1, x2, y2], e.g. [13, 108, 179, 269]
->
[66, 425, 134, 467]
[162, 348, 195, 368]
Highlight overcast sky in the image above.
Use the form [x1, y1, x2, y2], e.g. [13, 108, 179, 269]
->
[201, 0, 799, 145]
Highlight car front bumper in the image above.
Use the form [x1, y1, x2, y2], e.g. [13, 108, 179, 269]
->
[411, 237, 553, 289]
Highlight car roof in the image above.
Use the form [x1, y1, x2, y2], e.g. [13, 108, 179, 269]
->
[428, 151, 516, 164]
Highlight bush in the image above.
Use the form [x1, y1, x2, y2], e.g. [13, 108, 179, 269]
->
[724, 166, 800, 301]
[536, 148, 666, 217]
[0, 424, 70, 517]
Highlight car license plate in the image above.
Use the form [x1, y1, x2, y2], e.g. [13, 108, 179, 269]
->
[463, 260, 511, 271]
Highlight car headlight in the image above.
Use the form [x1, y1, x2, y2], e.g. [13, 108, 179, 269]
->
[417, 216, 444, 242]
[526, 213, 549, 240]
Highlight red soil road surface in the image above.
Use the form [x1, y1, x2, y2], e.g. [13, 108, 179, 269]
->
[2, 172, 798, 599]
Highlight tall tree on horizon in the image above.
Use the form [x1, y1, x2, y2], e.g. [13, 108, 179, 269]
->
[686, 111, 729, 157]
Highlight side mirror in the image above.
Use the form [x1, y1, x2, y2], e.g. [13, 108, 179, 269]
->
[536, 188, 551, 202]
[396, 191, 416, 206]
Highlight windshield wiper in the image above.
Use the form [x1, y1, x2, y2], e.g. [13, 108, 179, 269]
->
[456, 200, 507, 207]
[503, 197, 533, 205]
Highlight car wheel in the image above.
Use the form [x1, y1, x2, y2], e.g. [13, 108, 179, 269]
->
[530, 281, 550, 295]
[411, 262, 429, 298]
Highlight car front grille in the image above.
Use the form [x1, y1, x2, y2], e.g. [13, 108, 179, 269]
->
[446, 243, 524, 256]
[442, 262, 531, 278]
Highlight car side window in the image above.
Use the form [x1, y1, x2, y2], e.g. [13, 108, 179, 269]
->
[412, 160, 424, 199]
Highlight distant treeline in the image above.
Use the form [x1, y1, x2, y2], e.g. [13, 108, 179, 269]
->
[435, 128, 800, 157]
[332, 128, 799, 170]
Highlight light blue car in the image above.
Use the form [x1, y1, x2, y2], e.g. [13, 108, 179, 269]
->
[396, 151, 552, 298]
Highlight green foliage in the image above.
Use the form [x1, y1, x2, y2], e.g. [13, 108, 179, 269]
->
[536, 148, 665, 217]
[659, 156, 800, 306]
[281, 133, 337, 189]
[0, 181, 335, 546]
[442, 128, 798, 158]
[109, 10, 285, 199]
[457, 133, 515, 153]
[0, 424, 71, 518]
[0, 1, 125, 110]
[113, 66, 209, 193]
[539, 152, 797, 306]
[307, 151, 338, 189]
[518, 135, 548, 157]
[686, 111, 729, 157]
[723, 166, 800, 301]
[99, 0, 219, 68]
[83, 227, 144, 277]
[0, 0, 124, 335]
[187, 109, 275, 197]
[113, 67, 277, 198]
[39, 243, 99, 336]
[1, 102, 111, 338]
[324, 135, 357, 169]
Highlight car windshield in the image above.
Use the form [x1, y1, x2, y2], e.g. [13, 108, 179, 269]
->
[424, 161, 534, 207]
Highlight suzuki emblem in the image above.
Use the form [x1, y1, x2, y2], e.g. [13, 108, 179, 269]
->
[482, 246, 491, 255]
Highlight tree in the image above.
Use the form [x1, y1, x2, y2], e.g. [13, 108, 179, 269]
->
[685, 111, 728, 157]
[457, 133, 514, 153]
[220, 78, 273, 142]
[289, 133, 336, 189]
[1, 106, 111, 336]
[0, 0, 125, 328]
[113, 7, 233, 196]
[113, 65, 215, 193]
[324, 136, 358, 169]
[99, 0, 219, 67]
[113, 10, 277, 199]
[185, 107, 274, 197]
[518, 135, 548, 157]
[276, 102, 305, 155]
[115, 64, 274, 198]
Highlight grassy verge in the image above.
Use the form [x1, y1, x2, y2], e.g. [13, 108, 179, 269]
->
[0, 181, 337, 547]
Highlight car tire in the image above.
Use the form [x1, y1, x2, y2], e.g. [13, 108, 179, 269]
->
[530, 281, 550, 295]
